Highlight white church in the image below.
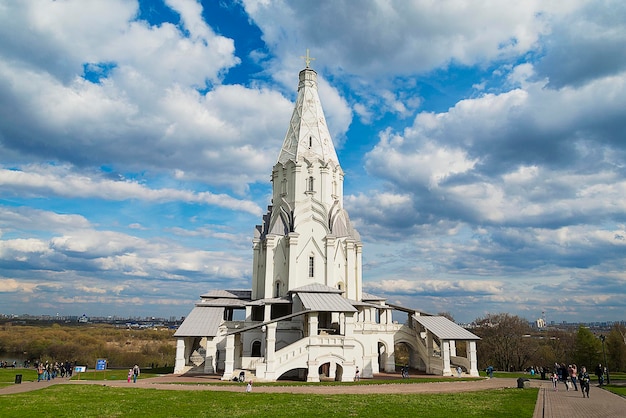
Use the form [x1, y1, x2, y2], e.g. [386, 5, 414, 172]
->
[174, 59, 480, 382]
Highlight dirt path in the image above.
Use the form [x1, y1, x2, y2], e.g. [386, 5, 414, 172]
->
[1, 374, 520, 395]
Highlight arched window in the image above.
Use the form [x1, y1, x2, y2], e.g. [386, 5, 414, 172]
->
[309, 136, 312, 148]
[251, 341, 262, 357]
[307, 176, 314, 192]
[275, 281, 281, 297]
[309, 256, 314, 278]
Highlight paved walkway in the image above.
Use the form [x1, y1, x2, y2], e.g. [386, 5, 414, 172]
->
[533, 380, 626, 418]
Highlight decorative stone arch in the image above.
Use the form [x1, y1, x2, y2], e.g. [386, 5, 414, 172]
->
[314, 353, 347, 382]
[378, 340, 391, 373]
[394, 337, 424, 372]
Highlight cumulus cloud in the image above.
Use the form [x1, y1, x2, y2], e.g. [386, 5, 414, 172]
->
[243, 0, 573, 76]
[0, 278, 39, 293]
[1, 0, 624, 323]
[0, 1, 293, 191]
[0, 165, 262, 215]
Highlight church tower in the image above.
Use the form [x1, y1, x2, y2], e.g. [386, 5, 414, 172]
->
[252, 60, 363, 301]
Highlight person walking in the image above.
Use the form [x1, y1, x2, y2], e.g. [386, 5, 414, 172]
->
[595, 364, 604, 386]
[579, 366, 591, 398]
[127, 368, 133, 383]
[569, 364, 578, 391]
[132, 364, 140, 383]
[551, 372, 559, 391]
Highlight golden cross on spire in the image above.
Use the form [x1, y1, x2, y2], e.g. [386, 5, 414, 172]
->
[301, 49, 316, 68]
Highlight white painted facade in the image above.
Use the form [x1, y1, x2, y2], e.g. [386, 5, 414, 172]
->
[174, 64, 480, 381]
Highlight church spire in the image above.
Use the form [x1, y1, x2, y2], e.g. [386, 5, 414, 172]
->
[277, 57, 340, 167]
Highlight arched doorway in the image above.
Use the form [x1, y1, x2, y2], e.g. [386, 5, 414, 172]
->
[318, 361, 344, 381]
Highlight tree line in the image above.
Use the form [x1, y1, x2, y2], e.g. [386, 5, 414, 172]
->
[0, 322, 176, 369]
[471, 313, 626, 373]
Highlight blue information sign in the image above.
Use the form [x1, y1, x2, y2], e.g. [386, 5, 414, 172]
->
[96, 359, 107, 371]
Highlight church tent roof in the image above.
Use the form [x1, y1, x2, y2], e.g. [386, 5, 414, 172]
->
[174, 307, 224, 337]
[297, 292, 357, 312]
[413, 315, 480, 340]
[277, 67, 340, 167]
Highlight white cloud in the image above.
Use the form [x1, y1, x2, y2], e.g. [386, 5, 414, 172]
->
[0, 165, 262, 215]
[243, 0, 582, 76]
[0, 278, 39, 293]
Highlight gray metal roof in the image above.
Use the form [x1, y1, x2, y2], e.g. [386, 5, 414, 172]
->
[174, 307, 224, 337]
[290, 283, 343, 294]
[361, 292, 386, 301]
[413, 315, 480, 340]
[347, 298, 386, 309]
[297, 292, 357, 312]
[200, 289, 251, 299]
[246, 296, 292, 306]
[196, 298, 247, 307]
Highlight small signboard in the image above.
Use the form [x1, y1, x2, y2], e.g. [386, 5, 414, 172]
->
[96, 359, 107, 371]
[74, 366, 86, 373]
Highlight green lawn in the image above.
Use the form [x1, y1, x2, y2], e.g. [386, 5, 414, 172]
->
[605, 385, 626, 398]
[0, 368, 37, 388]
[478, 370, 544, 380]
[0, 384, 538, 417]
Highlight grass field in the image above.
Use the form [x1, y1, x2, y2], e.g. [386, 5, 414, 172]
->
[0, 384, 538, 418]
[0, 368, 37, 388]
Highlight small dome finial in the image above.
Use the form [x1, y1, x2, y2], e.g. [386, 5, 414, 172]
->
[301, 48, 316, 68]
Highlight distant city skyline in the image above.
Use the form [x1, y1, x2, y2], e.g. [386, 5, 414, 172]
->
[1, 1, 625, 323]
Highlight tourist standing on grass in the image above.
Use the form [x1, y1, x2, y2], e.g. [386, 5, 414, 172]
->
[579, 366, 591, 398]
[133, 364, 140, 383]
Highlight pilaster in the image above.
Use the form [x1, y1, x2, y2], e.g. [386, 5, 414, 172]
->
[252, 238, 261, 299]
[325, 235, 336, 288]
[287, 232, 299, 290]
[345, 240, 355, 299]
[264, 235, 278, 298]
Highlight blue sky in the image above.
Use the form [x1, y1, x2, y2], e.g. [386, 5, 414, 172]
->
[1, 0, 624, 324]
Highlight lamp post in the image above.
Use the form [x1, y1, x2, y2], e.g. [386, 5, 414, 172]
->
[599, 335, 610, 385]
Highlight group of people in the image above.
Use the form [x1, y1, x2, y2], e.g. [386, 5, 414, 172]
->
[0, 360, 17, 368]
[35, 361, 74, 381]
[549, 363, 591, 398]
